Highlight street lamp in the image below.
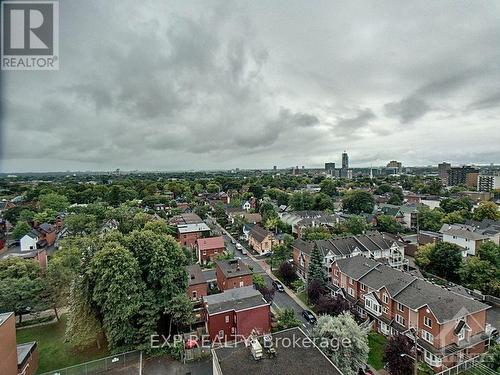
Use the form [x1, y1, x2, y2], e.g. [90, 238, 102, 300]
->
[400, 353, 418, 375]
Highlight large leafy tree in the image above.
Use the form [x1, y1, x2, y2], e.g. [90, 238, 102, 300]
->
[288, 191, 315, 211]
[342, 190, 374, 214]
[417, 207, 445, 232]
[313, 312, 369, 375]
[39, 192, 70, 212]
[473, 201, 500, 221]
[376, 215, 403, 234]
[344, 216, 369, 235]
[88, 243, 147, 351]
[384, 334, 414, 375]
[314, 294, 352, 316]
[12, 221, 32, 240]
[428, 242, 463, 282]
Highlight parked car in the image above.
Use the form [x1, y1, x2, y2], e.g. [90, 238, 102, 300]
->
[231, 238, 236, 244]
[302, 310, 317, 324]
[272, 280, 285, 292]
[235, 243, 243, 250]
[358, 367, 374, 375]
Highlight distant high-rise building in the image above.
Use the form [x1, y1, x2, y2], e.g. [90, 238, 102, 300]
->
[342, 151, 349, 169]
[448, 166, 479, 187]
[477, 175, 500, 192]
[273, 166, 277, 171]
[325, 162, 335, 173]
[438, 162, 451, 185]
[386, 160, 402, 169]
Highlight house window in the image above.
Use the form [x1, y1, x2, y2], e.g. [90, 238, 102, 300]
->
[218, 330, 224, 339]
[397, 302, 404, 312]
[424, 350, 442, 367]
[192, 291, 197, 298]
[424, 316, 432, 328]
[365, 297, 381, 315]
[380, 322, 389, 335]
[383, 307, 388, 314]
[348, 287, 355, 297]
[360, 283, 366, 291]
[239, 281, 244, 287]
[334, 269, 338, 276]
[395, 314, 406, 326]
[225, 315, 230, 323]
[383, 294, 388, 304]
[422, 330, 434, 344]
[350, 278, 354, 285]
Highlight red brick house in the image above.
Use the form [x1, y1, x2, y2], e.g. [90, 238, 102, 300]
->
[330, 256, 491, 372]
[35, 223, 56, 247]
[215, 259, 253, 291]
[186, 264, 208, 300]
[203, 286, 271, 342]
[0, 312, 39, 375]
[177, 222, 211, 248]
[197, 236, 225, 264]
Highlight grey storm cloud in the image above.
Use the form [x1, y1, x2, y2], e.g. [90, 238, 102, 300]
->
[1, 0, 500, 172]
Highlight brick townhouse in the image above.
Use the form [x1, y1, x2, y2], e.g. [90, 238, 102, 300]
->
[196, 236, 225, 264]
[215, 259, 253, 291]
[0, 312, 39, 375]
[203, 286, 271, 342]
[186, 264, 208, 300]
[292, 231, 407, 281]
[177, 222, 211, 248]
[330, 256, 491, 372]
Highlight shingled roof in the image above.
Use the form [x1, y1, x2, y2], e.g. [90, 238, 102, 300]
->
[203, 286, 267, 315]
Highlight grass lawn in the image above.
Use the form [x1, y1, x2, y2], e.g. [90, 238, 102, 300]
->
[297, 290, 309, 306]
[16, 315, 109, 374]
[368, 332, 387, 370]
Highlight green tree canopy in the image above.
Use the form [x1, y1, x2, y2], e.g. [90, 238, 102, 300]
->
[342, 190, 374, 214]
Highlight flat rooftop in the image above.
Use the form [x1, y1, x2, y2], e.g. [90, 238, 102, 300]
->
[212, 327, 343, 375]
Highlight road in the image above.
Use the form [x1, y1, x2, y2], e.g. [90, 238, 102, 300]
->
[206, 217, 315, 335]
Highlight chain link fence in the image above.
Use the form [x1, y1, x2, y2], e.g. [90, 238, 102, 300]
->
[39, 350, 142, 375]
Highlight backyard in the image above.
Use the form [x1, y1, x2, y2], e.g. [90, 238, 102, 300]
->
[16, 315, 109, 374]
[367, 332, 387, 370]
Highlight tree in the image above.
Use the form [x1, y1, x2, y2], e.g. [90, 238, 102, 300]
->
[442, 211, 466, 225]
[384, 334, 414, 375]
[484, 343, 500, 372]
[459, 257, 498, 293]
[313, 312, 369, 375]
[345, 216, 368, 235]
[314, 294, 352, 316]
[276, 308, 300, 330]
[288, 192, 315, 211]
[194, 205, 209, 220]
[428, 242, 463, 282]
[64, 213, 98, 235]
[440, 197, 472, 214]
[473, 201, 500, 221]
[278, 262, 298, 285]
[252, 273, 265, 289]
[12, 221, 32, 240]
[417, 207, 445, 232]
[65, 279, 104, 350]
[307, 279, 325, 305]
[477, 241, 500, 268]
[376, 215, 403, 234]
[314, 193, 334, 211]
[89, 243, 145, 351]
[320, 179, 338, 197]
[303, 227, 331, 240]
[414, 244, 434, 269]
[342, 190, 375, 214]
[307, 244, 326, 287]
[39, 192, 70, 212]
[259, 285, 275, 302]
[164, 294, 195, 336]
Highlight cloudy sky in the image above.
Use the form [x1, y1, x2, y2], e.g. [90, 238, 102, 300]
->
[2, 0, 500, 172]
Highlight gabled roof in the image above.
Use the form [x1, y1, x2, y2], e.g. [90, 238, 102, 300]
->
[336, 256, 379, 280]
[197, 236, 224, 251]
[249, 225, 272, 243]
[359, 265, 416, 296]
[38, 222, 54, 233]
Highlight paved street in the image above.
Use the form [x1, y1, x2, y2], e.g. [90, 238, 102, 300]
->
[207, 217, 314, 334]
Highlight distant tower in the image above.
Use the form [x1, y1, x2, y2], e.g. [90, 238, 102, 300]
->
[342, 151, 349, 170]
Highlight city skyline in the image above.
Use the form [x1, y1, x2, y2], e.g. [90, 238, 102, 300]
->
[2, 0, 500, 173]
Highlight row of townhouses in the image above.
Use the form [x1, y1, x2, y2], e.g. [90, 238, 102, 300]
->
[331, 255, 492, 372]
[292, 231, 408, 281]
